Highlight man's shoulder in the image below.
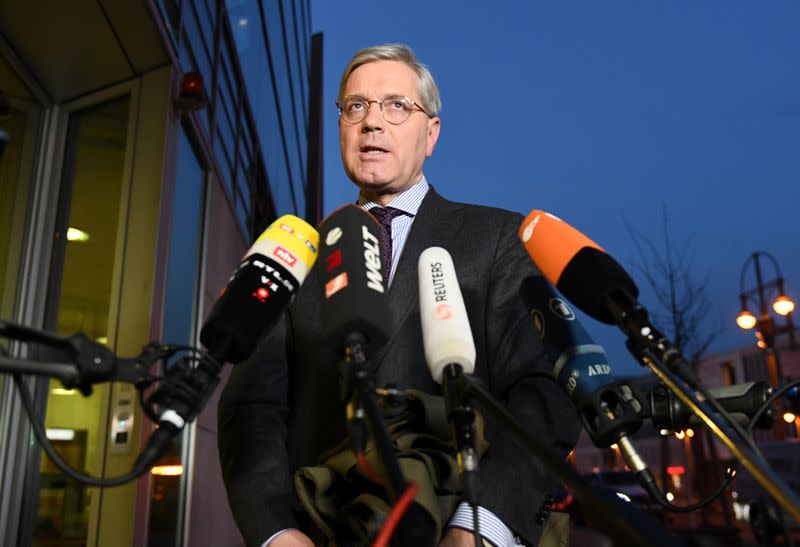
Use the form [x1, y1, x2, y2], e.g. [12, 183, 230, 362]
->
[432, 191, 524, 224]
[444, 201, 524, 237]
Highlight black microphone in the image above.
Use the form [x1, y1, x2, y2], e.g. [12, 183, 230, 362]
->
[319, 206, 437, 544]
[418, 247, 480, 504]
[520, 276, 644, 448]
[317, 204, 391, 351]
[143, 216, 318, 472]
[646, 380, 774, 431]
[200, 215, 319, 364]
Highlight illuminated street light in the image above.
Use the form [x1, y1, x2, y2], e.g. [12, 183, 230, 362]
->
[783, 412, 796, 424]
[736, 310, 757, 330]
[737, 252, 797, 383]
[774, 295, 795, 316]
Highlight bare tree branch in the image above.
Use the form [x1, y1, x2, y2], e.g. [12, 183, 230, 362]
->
[623, 207, 723, 365]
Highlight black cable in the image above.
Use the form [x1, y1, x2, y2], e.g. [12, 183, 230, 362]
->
[471, 501, 481, 547]
[643, 379, 800, 514]
[13, 373, 147, 486]
[7, 344, 212, 487]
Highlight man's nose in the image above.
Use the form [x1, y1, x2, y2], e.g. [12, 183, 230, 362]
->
[361, 102, 384, 131]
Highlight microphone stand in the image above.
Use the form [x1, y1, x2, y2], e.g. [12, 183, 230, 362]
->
[605, 292, 800, 523]
[442, 364, 482, 547]
[0, 319, 221, 486]
[342, 332, 435, 546]
[457, 373, 687, 547]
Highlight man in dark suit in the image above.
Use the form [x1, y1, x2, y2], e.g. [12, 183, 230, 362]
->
[218, 44, 581, 547]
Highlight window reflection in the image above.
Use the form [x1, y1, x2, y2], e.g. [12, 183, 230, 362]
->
[227, 0, 296, 217]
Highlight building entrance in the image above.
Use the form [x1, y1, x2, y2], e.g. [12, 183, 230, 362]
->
[29, 95, 141, 547]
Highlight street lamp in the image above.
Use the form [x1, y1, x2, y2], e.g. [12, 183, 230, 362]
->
[737, 252, 796, 388]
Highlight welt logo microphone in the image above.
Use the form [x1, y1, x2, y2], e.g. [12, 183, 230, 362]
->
[199, 215, 319, 364]
[317, 204, 390, 350]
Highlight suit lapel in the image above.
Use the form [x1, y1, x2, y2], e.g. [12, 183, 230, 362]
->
[371, 186, 465, 373]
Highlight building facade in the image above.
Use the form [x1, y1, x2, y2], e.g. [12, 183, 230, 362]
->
[0, 1, 321, 545]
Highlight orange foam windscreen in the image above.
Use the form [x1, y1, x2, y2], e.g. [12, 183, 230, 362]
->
[518, 210, 605, 285]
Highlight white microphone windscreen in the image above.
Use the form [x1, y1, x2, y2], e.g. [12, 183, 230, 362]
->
[418, 247, 476, 382]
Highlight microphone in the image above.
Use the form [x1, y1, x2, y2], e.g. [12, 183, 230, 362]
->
[520, 276, 643, 448]
[317, 204, 391, 351]
[418, 247, 480, 504]
[316, 204, 389, 453]
[200, 215, 319, 364]
[646, 381, 774, 431]
[141, 216, 319, 473]
[517, 210, 702, 385]
[518, 210, 637, 326]
[318, 206, 441, 546]
[515, 213, 795, 516]
[418, 247, 476, 382]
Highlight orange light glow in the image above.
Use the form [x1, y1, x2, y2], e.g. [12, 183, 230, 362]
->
[675, 431, 686, 440]
[783, 412, 797, 424]
[151, 465, 184, 476]
[666, 465, 686, 475]
[736, 311, 757, 330]
[685, 428, 695, 438]
[773, 295, 795, 316]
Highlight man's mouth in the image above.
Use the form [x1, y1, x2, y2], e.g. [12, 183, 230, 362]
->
[359, 145, 388, 155]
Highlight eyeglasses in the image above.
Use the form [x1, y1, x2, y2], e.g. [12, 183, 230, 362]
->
[336, 95, 430, 125]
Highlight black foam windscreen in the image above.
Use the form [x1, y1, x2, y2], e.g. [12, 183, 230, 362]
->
[556, 247, 639, 325]
[200, 254, 296, 363]
[317, 204, 391, 350]
[200, 214, 319, 364]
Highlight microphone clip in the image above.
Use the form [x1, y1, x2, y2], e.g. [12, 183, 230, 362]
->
[442, 364, 479, 471]
[576, 381, 644, 448]
[0, 319, 166, 395]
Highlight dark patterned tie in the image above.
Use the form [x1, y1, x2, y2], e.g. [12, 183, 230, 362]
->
[369, 206, 403, 282]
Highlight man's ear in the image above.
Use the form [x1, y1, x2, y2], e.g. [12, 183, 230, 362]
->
[426, 116, 441, 157]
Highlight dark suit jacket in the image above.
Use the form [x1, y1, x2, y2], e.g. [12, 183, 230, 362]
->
[218, 187, 581, 547]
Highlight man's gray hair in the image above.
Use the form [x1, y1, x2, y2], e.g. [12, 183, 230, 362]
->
[337, 43, 441, 117]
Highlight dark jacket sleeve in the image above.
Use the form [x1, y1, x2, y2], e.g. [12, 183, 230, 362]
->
[217, 314, 298, 547]
[474, 211, 582, 545]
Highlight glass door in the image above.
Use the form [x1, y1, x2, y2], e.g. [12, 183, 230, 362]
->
[30, 95, 134, 547]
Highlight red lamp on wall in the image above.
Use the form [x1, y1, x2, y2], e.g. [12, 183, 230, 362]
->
[174, 72, 207, 114]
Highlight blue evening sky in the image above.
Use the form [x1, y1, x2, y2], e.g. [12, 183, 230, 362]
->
[312, 2, 800, 376]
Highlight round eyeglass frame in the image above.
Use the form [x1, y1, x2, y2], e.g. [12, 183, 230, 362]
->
[336, 95, 430, 125]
